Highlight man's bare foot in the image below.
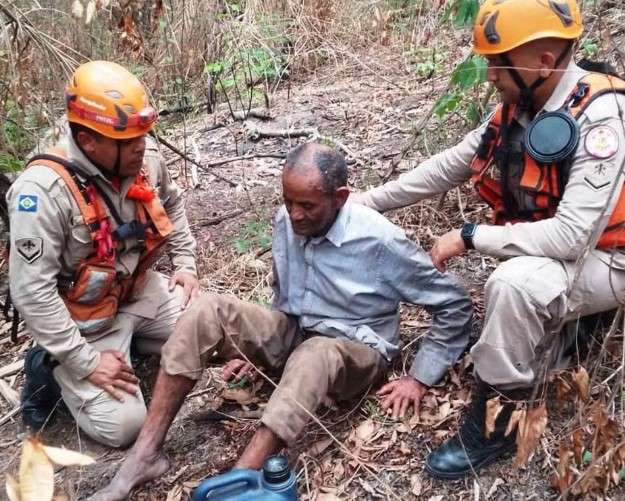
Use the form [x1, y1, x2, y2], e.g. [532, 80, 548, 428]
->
[88, 450, 170, 501]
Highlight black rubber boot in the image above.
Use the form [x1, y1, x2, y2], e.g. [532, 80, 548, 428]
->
[425, 378, 527, 480]
[21, 345, 62, 431]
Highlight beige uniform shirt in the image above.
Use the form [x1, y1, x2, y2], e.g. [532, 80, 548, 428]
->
[7, 134, 197, 379]
[356, 61, 625, 267]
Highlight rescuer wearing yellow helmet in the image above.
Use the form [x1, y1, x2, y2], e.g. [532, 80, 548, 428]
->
[353, 0, 625, 477]
[8, 61, 199, 447]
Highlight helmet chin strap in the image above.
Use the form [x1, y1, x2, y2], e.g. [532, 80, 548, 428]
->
[500, 43, 572, 113]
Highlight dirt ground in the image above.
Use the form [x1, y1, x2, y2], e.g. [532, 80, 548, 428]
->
[0, 43, 622, 500]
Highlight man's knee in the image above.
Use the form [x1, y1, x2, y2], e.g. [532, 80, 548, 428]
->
[485, 257, 565, 306]
[78, 396, 147, 448]
[285, 337, 342, 374]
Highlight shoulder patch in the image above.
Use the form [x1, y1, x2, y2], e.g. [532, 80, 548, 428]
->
[585, 125, 619, 159]
[18, 194, 38, 212]
[15, 237, 43, 263]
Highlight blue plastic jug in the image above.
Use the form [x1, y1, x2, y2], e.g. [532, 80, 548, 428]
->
[192, 455, 298, 500]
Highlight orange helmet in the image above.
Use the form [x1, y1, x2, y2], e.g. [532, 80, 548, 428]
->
[474, 0, 583, 55]
[66, 61, 157, 140]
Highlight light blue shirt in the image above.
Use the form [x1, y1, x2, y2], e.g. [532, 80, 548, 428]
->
[272, 202, 473, 386]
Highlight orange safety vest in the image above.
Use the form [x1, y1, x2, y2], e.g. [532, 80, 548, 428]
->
[26, 148, 173, 334]
[470, 72, 625, 249]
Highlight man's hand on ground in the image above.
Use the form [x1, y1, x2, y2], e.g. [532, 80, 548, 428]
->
[222, 359, 256, 382]
[87, 350, 139, 402]
[430, 228, 465, 273]
[168, 271, 200, 309]
[376, 376, 428, 419]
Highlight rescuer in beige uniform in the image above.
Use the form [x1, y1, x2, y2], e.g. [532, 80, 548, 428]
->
[354, 0, 625, 479]
[8, 61, 198, 448]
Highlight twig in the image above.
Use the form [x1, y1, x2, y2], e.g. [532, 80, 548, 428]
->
[0, 359, 23, 378]
[153, 134, 237, 187]
[197, 209, 244, 227]
[0, 378, 19, 407]
[232, 108, 273, 121]
[0, 406, 20, 427]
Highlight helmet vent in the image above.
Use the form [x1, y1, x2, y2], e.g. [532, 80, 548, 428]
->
[548, 0, 573, 27]
[484, 11, 501, 44]
[105, 90, 123, 99]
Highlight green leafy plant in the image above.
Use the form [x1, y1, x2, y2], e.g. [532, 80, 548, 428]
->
[434, 55, 488, 119]
[581, 38, 600, 58]
[443, 0, 480, 27]
[233, 219, 272, 254]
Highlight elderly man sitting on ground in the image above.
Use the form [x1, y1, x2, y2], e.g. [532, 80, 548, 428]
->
[92, 142, 473, 500]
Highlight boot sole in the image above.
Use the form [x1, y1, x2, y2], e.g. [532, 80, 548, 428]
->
[424, 442, 517, 480]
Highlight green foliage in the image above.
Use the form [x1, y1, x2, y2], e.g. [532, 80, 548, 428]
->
[582, 450, 593, 465]
[0, 154, 24, 173]
[581, 38, 600, 58]
[233, 219, 272, 254]
[434, 92, 462, 118]
[450, 55, 487, 88]
[434, 55, 487, 119]
[443, 0, 479, 27]
[410, 48, 445, 78]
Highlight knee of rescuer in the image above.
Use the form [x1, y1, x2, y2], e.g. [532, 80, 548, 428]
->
[94, 403, 147, 448]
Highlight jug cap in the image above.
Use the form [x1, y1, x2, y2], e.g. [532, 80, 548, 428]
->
[263, 455, 290, 484]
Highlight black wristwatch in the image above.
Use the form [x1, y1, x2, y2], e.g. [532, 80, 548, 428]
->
[461, 223, 477, 250]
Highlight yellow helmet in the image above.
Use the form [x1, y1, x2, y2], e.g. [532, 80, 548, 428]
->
[66, 61, 156, 140]
[474, 0, 583, 55]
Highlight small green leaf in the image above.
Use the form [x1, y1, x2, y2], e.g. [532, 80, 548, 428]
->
[582, 450, 593, 465]
[434, 92, 462, 118]
[619, 467, 625, 481]
[453, 0, 479, 27]
[466, 102, 481, 124]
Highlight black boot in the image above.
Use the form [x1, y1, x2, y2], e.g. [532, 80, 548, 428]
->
[425, 379, 526, 480]
[21, 345, 62, 431]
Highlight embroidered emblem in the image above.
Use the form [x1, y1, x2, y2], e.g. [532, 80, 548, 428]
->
[585, 125, 619, 159]
[18, 195, 38, 212]
[15, 237, 43, 263]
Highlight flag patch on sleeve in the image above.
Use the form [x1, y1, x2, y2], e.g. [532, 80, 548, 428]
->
[18, 195, 38, 212]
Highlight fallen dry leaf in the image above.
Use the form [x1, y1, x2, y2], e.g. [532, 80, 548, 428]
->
[485, 397, 503, 439]
[353, 419, 378, 445]
[573, 367, 589, 402]
[485, 477, 504, 499]
[221, 387, 257, 405]
[5, 474, 19, 501]
[572, 428, 585, 467]
[84, 0, 96, 24]
[410, 474, 423, 497]
[307, 437, 333, 457]
[316, 493, 342, 501]
[165, 484, 183, 501]
[71, 0, 84, 18]
[505, 408, 525, 437]
[18, 438, 54, 501]
[515, 403, 548, 468]
[41, 446, 94, 467]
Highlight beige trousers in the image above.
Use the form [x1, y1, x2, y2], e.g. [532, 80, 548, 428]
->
[471, 253, 625, 389]
[161, 294, 388, 444]
[53, 271, 185, 447]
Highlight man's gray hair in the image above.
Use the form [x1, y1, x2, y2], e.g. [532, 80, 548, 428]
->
[284, 142, 348, 194]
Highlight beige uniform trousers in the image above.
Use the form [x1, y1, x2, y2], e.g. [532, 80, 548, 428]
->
[53, 272, 185, 447]
[471, 252, 625, 389]
[161, 294, 388, 445]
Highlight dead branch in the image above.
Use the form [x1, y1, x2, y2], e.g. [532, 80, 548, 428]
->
[245, 123, 317, 140]
[0, 406, 20, 428]
[0, 360, 24, 378]
[0, 379, 19, 407]
[154, 134, 237, 187]
[197, 209, 244, 227]
[232, 108, 273, 121]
